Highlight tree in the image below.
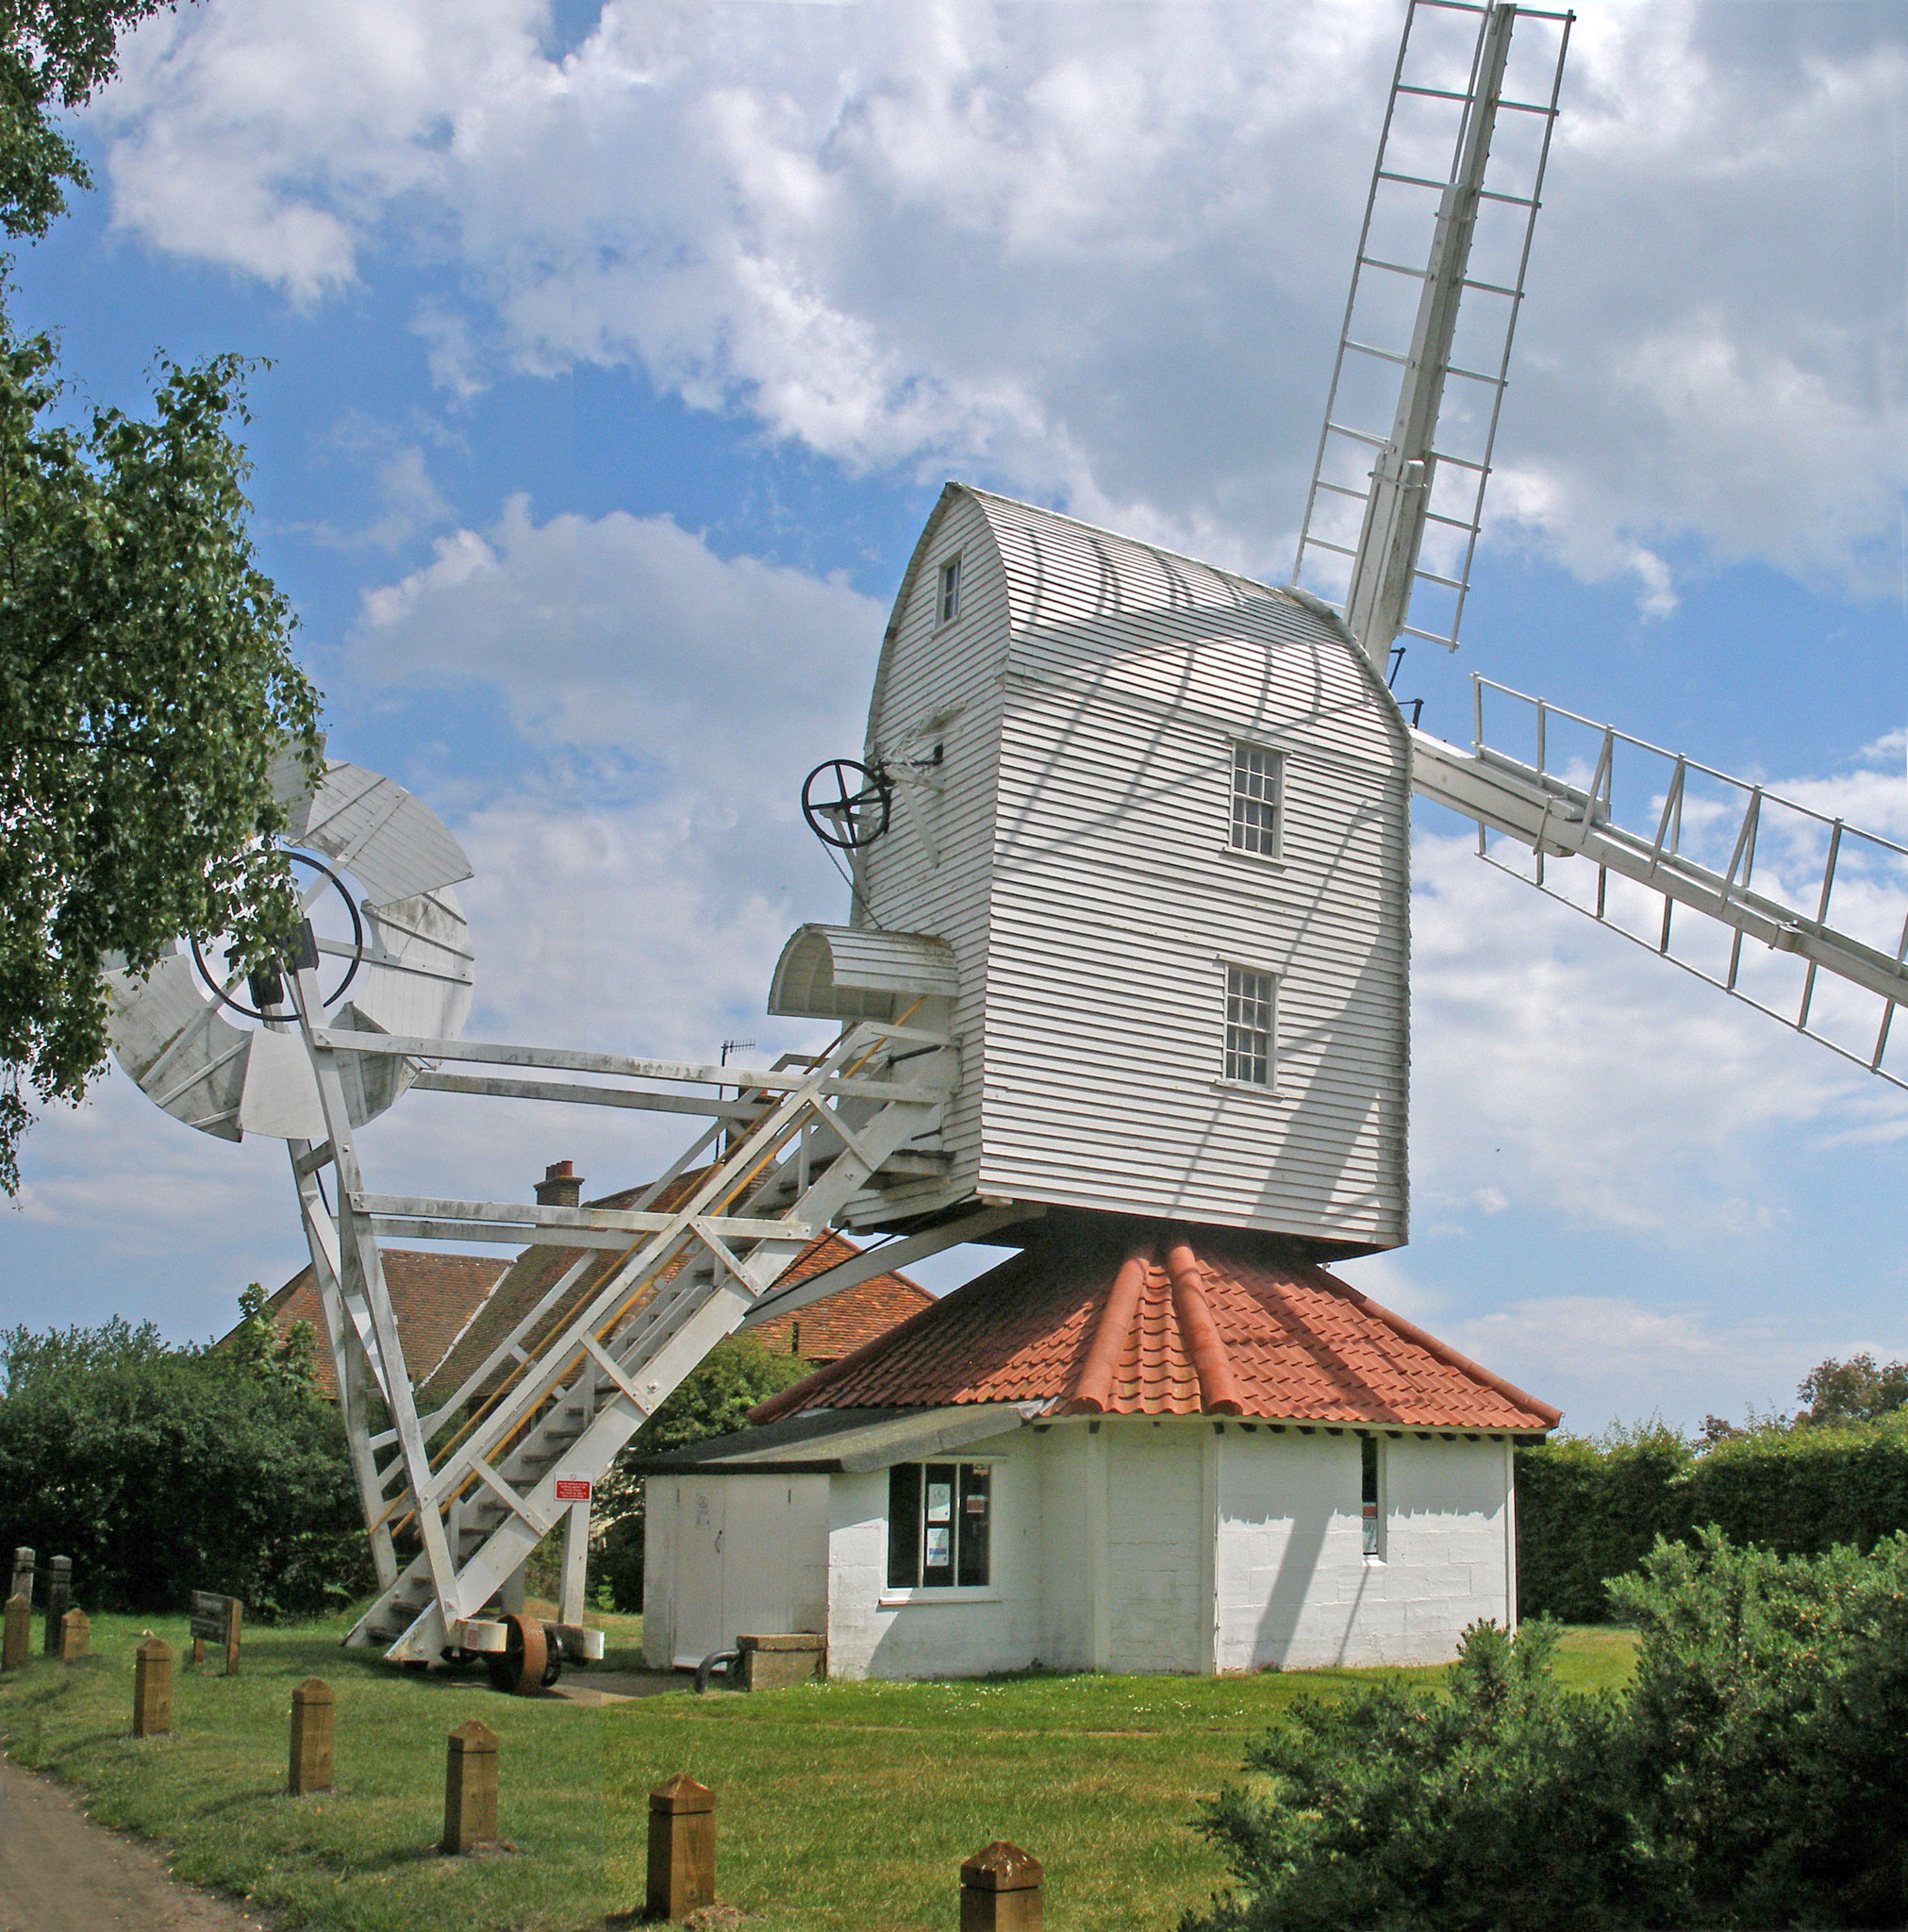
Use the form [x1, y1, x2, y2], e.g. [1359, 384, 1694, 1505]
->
[0, 0, 322, 1191]
[1795, 1352, 1908, 1427]
[0, 1304, 372, 1617]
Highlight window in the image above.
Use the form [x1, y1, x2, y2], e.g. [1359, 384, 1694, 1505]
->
[1223, 964, 1277, 1087]
[1361, 1435, 1384, 1557]
[1229, 742, 1283, 858]
[937, 555, 962, 625]
[888, 1461, 990, 1589]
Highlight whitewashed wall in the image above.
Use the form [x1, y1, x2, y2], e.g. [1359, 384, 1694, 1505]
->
[1214, 1428, 1513, 1671]
[643, 1420, 1513, 1679]
[822, 1429, 1044, 1680]
[641, 1474, 830, 1670]
[854, 487, 1411, 1252]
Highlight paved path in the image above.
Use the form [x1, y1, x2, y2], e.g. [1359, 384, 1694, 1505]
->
[0, 1757, 270, 1932]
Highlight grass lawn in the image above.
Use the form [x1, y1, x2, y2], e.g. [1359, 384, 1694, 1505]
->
[0, 1611, 1637, 1932]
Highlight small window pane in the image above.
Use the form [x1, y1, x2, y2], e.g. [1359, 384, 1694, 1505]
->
[921, 1462, 957, 1584]
[938, 557, 962, 623]
[956, 1464, 991, 1586]
[1361, 1436, 1381, 1557]
[1231, 744, 1282, 856]
[1224, 965, 1276, 1086]
[888, 1463, 921, 1590]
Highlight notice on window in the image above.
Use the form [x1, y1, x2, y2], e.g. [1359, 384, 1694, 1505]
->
[927, 1483, 953, 1523]
[925, 1525, 951, 1566]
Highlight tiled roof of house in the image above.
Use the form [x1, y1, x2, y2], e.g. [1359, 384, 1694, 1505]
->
[246, 1252, 512, 1400]
[751, 1222, 1560, 1432]
[747, 1230, 934, 1361]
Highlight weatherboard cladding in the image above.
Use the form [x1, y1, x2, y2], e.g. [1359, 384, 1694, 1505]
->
[749, 1224, 1557, 1432]
[856, 485, 1410, 1248]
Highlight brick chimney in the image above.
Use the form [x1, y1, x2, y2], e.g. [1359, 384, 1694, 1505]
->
[534, 1160, 582, 1208]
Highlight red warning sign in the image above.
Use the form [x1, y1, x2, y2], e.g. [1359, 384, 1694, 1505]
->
[553, 1476, 592, 1502]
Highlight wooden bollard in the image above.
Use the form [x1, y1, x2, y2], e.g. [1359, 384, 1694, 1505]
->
[960, 1842, 1044, 1932]
[133, 1636, 173, 1738]
[41, 1556, 71, 1657]
[441, 1720, 499, 1853]
[58, 1608, 89, 1663]
[2, 1593, 28, 1672]
[646, 1774, 715, 1920]
[289, 1678, 334, 1795]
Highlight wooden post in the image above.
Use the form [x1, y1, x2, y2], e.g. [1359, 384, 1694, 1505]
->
[133, 1636, 173, 1738]
[41, 1556, 70, 1657]
[9, 1547, 32, 1607]
[223, 1596, 241, 1676]
[58, 1608, 89, 1663]
[960, 1842, 1044, 1932]
[2, 1593, 28, 1672]
[646, 1774, 716, 1920]
[289, 1678, 334, 1795]
[441, 1721, 499, 1853]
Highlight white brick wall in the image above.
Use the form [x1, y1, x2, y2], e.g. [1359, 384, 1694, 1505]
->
[643, 1420, 1514, 1679]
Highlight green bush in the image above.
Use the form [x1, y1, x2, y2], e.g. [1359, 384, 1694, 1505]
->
[1517, 1415, 1908, 1622]
[1184, 1621, 1633, 1932]
[0, 1303, 372, 1619]
[1187, 1531, 1908, 1931]
[1517, 1421, 1691, 1622]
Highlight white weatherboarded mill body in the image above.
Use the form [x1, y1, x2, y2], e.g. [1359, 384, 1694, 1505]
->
[771, 486, 1412, 1256]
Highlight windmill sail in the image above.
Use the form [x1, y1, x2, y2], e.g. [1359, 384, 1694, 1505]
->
[1294, 0, 1572, 667]
[1415, 684, 1908, 1088]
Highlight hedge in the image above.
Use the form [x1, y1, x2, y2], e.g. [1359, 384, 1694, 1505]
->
[0, 1313, 372, 1619]
[1517, 1414, 1908, 1622]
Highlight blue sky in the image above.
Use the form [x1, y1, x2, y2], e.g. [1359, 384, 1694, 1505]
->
[3, 0, 1904, 1434]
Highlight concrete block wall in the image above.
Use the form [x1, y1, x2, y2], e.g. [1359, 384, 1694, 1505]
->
[1214, 1428, 1513, 1671]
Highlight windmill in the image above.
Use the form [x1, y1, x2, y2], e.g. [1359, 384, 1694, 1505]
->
[101, 0, 1906, 1686]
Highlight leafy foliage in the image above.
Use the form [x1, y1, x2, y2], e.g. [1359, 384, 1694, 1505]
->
[0, 329, 322, 1188]
[1515, 1420, 1691, 1622]
[1609, 1531, 1908, 1928]
[0, 1, 174, 241]
[1187, 1533, 1908, 1931]
[0, 1307, 370, 1619]
[1517, 1408, 1908, 1621]
[0, 0, 321, 1190]
[592, 1334, 811, 1611]
[1794, 1351, 1908, 1426]
[1185, 1622, 1634, 1932]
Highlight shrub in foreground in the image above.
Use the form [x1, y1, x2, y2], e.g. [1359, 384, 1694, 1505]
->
[1186, 1530, 1908, 1931]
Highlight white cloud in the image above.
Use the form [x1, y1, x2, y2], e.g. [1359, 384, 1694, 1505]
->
[89, 0, 1908, 600]
[353, 494, 883, 760]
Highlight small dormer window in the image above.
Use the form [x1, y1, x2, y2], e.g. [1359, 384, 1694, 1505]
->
[937, 555, 962, 625]
[1223, 963, 1277, 1087]
[1229, 742, 1283, 858]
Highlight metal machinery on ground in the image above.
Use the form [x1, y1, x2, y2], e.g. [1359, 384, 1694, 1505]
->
[106, 0, 1907, 1685]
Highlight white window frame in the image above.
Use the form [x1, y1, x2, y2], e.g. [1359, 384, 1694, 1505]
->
[937, 554, 963, 625]
[1360, 1433, 1387, 1563]
[1219, 959, 1279, 1091]
[1225, 739, 1285, 863]
[878, 1457, 999, 1606]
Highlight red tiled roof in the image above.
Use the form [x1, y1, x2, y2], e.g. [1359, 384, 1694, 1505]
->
[240, 1251, 511, 1400]
[751, 1224, 1559, 1432]
[747, 1230, 933, 1363]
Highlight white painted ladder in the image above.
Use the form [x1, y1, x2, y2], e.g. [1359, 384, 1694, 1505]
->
[277, 981, 957, 1664]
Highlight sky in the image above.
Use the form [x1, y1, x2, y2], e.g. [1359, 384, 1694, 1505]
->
[2, 0, 1905, 1436]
